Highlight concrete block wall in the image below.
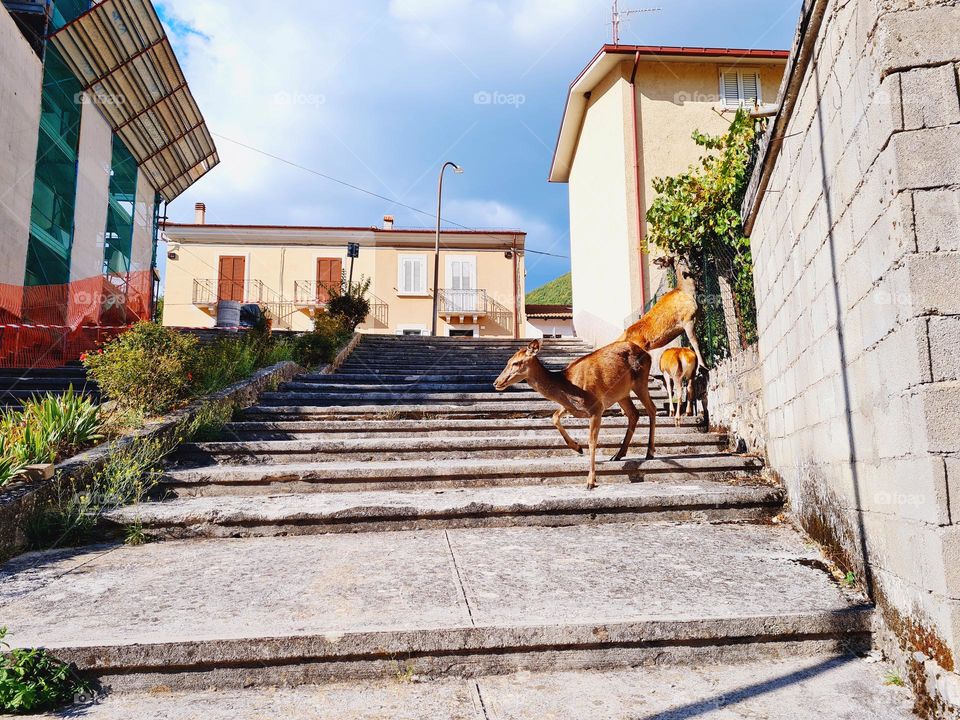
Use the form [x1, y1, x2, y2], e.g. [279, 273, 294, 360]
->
[707, 345, 767, 455]
[748, 0, 960, 712]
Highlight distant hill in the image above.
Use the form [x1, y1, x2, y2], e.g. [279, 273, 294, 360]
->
[526, 272, 572, 305]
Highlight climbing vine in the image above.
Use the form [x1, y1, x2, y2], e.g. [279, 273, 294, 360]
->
[645, 108, 763, 353]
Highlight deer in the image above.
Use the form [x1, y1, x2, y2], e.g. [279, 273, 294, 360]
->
[659, 347, 700, 425]
[617, 255, 708, 372]
[493, 339, 657, 490]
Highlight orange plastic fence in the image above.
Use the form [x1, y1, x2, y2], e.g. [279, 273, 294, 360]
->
[0, 271, 154, 368]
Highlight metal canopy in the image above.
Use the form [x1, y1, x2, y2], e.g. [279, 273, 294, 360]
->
[50, 0, 218, 202]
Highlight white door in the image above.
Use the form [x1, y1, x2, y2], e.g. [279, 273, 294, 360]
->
[447, 256, 477, 312]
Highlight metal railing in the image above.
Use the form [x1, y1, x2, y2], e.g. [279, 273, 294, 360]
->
[292, 281, 389, 328]
[437, 289, 513, 332]
[191, 279, 297, 330]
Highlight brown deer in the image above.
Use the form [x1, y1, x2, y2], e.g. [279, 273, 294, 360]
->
[493, 339, 657, 490]
[618, 255, 708, 370]
[659, 347, 699, 425]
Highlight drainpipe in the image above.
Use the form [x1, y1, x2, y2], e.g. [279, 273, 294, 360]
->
[629, 51, 647, 311]
[511, 239, 519, 339]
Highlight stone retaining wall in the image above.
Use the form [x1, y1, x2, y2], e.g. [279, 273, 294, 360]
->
[707, 345, 766, 456]
[0, 361, 303, 562]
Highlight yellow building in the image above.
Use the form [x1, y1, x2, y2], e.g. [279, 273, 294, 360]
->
[549, 44, 788, 345]
[161, 206, 526, 337]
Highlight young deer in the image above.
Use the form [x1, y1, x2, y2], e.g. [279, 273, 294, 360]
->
[618, 255, 708, 371]
[493, 339, 657, 489]
[659, 347, 699, 425]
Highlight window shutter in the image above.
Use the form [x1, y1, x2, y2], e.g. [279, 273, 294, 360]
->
[741, 72, 760, 106]
[722, 72, 740, 106]
[398, 255, 426, 294]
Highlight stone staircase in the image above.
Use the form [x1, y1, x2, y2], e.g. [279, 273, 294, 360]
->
[0, 336, 915, 716]
[0, 365, 98, 411]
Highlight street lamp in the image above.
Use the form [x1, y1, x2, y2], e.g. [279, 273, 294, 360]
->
[431, 161, 463, 336]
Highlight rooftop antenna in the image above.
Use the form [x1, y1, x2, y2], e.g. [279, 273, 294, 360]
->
[611, 1, 661, 45]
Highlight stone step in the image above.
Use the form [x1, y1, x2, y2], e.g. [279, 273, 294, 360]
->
[299, 372, 596, 383]
[172, 432, 726, 465]
[102, 481, 784, 539]
[0, 523, 872, 690]
[223, 415, 702, 438]
[160, 454, 764, 496]
[278, 381, 583, 394]
[41, 658, 914, 718]
[337, 362, 577, 372]
[0, 377, 97, 392]
[240, 401, 687, 419]
[257, 391, 670, 407]
[322, 366, 574, 377]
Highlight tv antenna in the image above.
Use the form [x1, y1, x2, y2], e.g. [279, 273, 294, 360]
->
[611, 1, 661, 45]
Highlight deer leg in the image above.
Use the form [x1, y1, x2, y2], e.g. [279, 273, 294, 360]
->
[686, 377, 696, 416]
[586, 413, 602, 490]
[664, 374, 674, 417]
[634, 369, 657, 460]
[611, 398, 639, 462]
[552, 407, 583, 455]
[683, 320, 709, 371]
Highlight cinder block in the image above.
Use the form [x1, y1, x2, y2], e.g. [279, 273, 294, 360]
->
[901, 63, 960, 130]
[906, 252, 960, 317]
[914, 189, 960, 252]
[929, 316, 960, 382]
[916, 381, 960, 454]
[892, 125, 960, 191]
[875, 6, 960, 77]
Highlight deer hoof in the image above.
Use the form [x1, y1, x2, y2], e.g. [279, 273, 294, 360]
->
[609, 452, 624, 462]
[586, 481, 597, 491]
[645, 451, 655, 460]
[573, 445, 584, 455]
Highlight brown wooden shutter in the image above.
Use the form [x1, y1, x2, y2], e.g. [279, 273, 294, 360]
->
[217, 256, 245, 302]
[316, 258, 343, 303]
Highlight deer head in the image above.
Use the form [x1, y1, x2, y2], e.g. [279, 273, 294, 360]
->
[494, 339, 542, 391]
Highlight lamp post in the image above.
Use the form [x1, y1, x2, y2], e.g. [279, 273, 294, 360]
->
[431, 161, 463, 336]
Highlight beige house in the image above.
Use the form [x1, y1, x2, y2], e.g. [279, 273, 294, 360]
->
[549, 44, 788, 345]
[161, 206, 526, 337]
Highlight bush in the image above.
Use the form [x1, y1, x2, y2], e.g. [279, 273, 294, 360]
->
[83, 322, 198, 416]
[0, 627, 89, 713]
[324, 274, 371, 330]
[0, 390, 103, 487]
[294, 314, 351, 367]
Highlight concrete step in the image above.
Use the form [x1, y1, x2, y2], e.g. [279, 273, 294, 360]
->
[279, 381, 559, 394]
[323, 366, 574, 377]
[38, 658, 915, 718]
[257, 390, 670, 406]
[240, 402, 688, 419]
[223, 415, 703, 439]
[171, 432, 726, 465]
[0, 522, 872, 690]
[102, 481, 784, 539]
[0, 378, 97, 392]
[299, 372, 586, 383]
[0, 367, 89, 379]
[160, 454, 764, 496]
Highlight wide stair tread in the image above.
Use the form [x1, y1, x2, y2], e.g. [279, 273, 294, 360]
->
[0, 521, 871, 689]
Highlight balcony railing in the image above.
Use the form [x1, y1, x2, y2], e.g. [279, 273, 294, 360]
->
[437, 289, 513, 332]
[293, 281, 389, 328]
[191, 279, 296, 329]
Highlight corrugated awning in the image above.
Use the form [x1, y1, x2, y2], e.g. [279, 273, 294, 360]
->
[49, 0, 218, 202]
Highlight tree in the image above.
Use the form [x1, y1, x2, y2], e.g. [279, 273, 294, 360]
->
[323, 273, 372, 331]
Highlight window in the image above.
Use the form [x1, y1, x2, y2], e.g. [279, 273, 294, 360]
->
[398, 254, 427, 295]
[217, 256, 245, 302]
[316, 257, 343, 303]
[449, 329, 475, 337]
[720, 70, 761, 108]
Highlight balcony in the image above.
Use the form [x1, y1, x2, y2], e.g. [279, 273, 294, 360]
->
[293, 281, 389, 328]
[192, 279, 295, 329]
[437, 289, 513, 331]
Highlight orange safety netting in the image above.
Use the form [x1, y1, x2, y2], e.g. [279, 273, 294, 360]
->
[0, 270, 154, 368]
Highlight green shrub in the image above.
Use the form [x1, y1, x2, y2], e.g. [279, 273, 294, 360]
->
[0, 390, 102, 487]
[294, 314, 351, 367]
[324, 274, 372, 330]
[0, 627, 89, 713]
[83, 322, 198, 416]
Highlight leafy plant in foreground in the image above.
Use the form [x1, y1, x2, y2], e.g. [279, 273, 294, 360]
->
[0, 627, 89, 714]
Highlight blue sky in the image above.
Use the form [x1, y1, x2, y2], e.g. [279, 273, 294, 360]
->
[157, 0, 801, 290]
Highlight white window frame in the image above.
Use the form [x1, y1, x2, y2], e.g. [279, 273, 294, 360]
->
[397, 253, 429, 296]
[445, 323, 479, 337]
[718, 68, 762, 108]
[396, 324, 428, 336]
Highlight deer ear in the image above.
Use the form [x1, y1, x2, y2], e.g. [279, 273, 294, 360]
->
[526, 339, 542, 356]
